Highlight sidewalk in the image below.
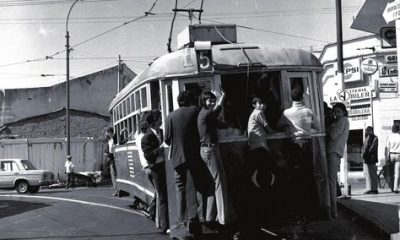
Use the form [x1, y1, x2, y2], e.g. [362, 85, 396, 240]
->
[338, 171, 400, 239]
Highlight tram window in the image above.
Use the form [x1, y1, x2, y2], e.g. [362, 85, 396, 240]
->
[221, 72, 282, 133]
[290, 76, 311, 108]
[126, 97, 131, 114]
[141, 88, 147, 108]
[135, 91, 141, 110]
[184, 81, 211, 106]
[166, 85, 173, 113]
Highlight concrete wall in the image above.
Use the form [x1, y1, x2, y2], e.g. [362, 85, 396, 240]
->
[0, 64, 135, 125]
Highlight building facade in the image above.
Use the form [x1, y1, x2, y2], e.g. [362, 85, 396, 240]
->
[320, 35, 399, 168]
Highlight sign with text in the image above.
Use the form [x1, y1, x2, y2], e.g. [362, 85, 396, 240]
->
[379, 64, 398, 77]
[347, 86, 375, 101]
[383, 0, 400, 23]
[349, 106, 371, 117]
[344, 58, 361, 82]
[379, 82, 398, 92]
[361, 58, 378, 75]
[385, 54, 398, 63]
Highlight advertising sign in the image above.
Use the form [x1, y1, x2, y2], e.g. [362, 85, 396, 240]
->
[379, 82, 398, 92]
[361, 58, 378, 75]
[379, 64, 398, 77]
[344, 58, 361, 83]
[349, 106, 371, 117]
[381, 27, 397, 48]
[385, 54, 398, 63]
[347, 87, 374, 101]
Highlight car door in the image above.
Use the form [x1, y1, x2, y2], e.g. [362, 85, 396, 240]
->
[0, 160, 20, 188]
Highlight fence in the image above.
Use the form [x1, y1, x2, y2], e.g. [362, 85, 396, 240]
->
[0, 137, 105, 181]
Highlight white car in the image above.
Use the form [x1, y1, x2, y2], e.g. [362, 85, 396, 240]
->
[0, 159, 55, 193]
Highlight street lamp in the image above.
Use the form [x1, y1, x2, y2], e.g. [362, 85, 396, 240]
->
[66, 0, 80, 157]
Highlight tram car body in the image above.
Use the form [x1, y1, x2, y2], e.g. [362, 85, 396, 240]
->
[109, 25, 329, 237]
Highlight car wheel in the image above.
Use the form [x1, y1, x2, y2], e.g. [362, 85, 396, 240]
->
[16, 181, 29, 194]
[28, 186, 40, 193]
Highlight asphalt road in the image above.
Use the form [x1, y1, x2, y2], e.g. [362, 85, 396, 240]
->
[0, 187, 169, 240]
[0, 184, 387, 240]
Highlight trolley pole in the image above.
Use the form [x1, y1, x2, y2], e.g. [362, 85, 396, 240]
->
[336, 0, 350, 196]
[65, 0, 80, 157]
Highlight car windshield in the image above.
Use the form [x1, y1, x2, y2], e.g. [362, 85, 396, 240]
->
[20, 160, 36, 170]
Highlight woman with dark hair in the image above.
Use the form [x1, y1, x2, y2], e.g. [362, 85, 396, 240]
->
[326, 103, 349, 218]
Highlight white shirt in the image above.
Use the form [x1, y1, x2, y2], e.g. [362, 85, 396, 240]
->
[386, 133, 400, 154]
[65, 161, 75, 173]
[247, 109, 269, 151]
[282, 101, 319, 137]
[134, 130, 147, 168]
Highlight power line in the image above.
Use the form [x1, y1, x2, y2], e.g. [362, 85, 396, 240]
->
[198, 16, 331, 43]
[0, 0, 159, 69]
[0, 0, 119, 7]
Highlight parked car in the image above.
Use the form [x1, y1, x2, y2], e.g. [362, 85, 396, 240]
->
[0, 159, 55, 193]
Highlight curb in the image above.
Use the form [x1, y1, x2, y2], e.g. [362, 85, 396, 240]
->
[338, 199, 394, 239]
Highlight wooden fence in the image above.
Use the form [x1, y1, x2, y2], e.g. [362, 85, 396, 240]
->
[0, 138, 105, 181]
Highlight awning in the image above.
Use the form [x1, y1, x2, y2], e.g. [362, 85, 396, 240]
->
[351, 0, 394, 35]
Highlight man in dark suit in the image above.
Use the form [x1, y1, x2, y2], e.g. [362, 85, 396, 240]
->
[164, 91, 203, 236]
[141, 117, 169, 233]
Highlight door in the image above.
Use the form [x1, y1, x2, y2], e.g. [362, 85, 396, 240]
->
[0, 160, 20, 188]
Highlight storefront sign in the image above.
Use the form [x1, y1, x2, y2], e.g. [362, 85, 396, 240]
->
[349, 107, 371, 117]
[347, 87, 374, 100]
[385, 54, 398, 63]
[344, 59, 361, 82]
[379, 82, 398, 92]
[361, 58, 378, 75]
[379, 64, 398, 77]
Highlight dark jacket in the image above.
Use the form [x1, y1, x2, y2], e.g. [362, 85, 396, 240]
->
[362, 134, 378, 164]
[164, 105, 200, 168]
[141, 129, 161, 169]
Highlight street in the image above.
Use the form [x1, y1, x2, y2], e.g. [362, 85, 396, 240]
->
[0, 187, 169, 240]
[0, 182, 389, 240]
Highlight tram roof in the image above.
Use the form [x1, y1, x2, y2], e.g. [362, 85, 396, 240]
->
[110, 44, 321, 109]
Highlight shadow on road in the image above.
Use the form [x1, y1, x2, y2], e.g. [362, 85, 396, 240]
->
[0, 232, 169, 240]
[0, 200, 50, 219]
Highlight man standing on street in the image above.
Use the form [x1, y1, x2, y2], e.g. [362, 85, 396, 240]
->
[362, 126, 379, 194]
[105, 127, 119, 197]
[65, 155, 75, 189]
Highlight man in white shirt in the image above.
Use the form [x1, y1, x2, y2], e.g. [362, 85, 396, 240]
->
[385, 124, 400, 193]
[65, 155, 75, 189]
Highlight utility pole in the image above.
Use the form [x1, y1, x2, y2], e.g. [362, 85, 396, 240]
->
[65, 0, 79, 157]
[336, 0, 350, 196]
[117, 55, 122, 92]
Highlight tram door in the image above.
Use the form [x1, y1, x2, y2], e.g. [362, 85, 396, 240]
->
[179, 76, 216, 107]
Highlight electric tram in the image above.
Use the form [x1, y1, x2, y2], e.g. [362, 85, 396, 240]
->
[109, 24, 329, 238]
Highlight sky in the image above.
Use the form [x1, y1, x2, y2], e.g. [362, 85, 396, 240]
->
[0, 0, 368, 89]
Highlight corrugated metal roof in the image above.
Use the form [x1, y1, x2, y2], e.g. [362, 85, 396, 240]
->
[109, 44, 321, 110]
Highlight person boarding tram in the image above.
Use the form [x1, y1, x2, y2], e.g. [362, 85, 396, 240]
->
[140, 115, 169, 233]
[197, 89, 235, 226]
[327, 103, 349, 218]
[164, 91, 203, 238]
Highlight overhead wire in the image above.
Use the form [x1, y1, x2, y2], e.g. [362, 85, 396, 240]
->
[0, 0, 160, 69]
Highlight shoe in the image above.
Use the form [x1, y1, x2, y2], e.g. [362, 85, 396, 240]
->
[371, 190, 379, 194]
[394, 190, 399, 194]
[363, 190, 373, 194]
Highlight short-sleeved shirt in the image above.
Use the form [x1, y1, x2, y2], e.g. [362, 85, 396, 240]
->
[197, 107, 220, 144]
[247, 109, 269, 151]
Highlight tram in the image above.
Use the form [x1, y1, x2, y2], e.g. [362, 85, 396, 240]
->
[109, 24, 329, 238]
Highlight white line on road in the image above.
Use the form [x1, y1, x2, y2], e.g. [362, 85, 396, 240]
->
[0, 194, 144, 216]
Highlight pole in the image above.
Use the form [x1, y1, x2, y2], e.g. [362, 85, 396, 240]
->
[336, 0, 350, 196]
[118, 55, 121, 92]
[66, 30, 70, 156]
[65, 0, 79, 157]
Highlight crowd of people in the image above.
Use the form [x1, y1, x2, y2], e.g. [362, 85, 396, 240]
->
[103, 87, 356, 239]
